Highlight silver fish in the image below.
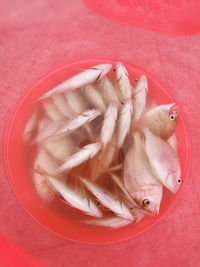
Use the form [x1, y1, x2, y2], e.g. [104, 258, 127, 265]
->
[46, 174, 103, 217]
[133, 75, 148, 120]
[43, 100, 65, 121]
[116, 99, 133, 147]
[110, 173, 146, 222]
[38, 63, 113, 100]
[100, 102, 118, 145]
[80, 177, 134, 221]
[115, 62, 133, 100]
[54, 109, 101, 136]
[54, 142, 102, 175]
[65, 91, 93, 137]
[84, 84, 107, 113]
[52, 94, 74, 119]
[97, 77, 120, 108]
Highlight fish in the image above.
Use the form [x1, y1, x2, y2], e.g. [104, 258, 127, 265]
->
[84, 84, 107, 113]
[80, 177, 134, 221]
[43, 135, 74, 161]
[33, 172, 56, 202]
[52, 94, 74, 119]
[43, 100, 65, 121]
[96, 77, 120, 107]
[143, 128, 181, 193]
[45, 174, 103, 217]
[34, 147, 60, 175]
[65, 91, 88, 114]
[100, 102, 118, 145]
[38, 63, 112, 100]
[139, 103, 178, 139]
[65, 91, 93, 138]
[35, 117, 63, 143]
[133, 75, 148, 120]
[123, 131, 163, 215]
[89, 134, 118, 180]
[54, 109, 101, 136]
[115, 62, 133, 100]
[110, 173, 137, 205]
[110, 173, 146, 222]
[84, 216, 132, 229]
[54, 142, 102, 175]
[89, 103, 118, 179]
[99, 134, 118, 170]
[116, 99, 133, 147]
[23, 107, 40, 142]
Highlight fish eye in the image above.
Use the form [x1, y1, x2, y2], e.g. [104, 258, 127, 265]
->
[170, 114, 176, 120]
[96, 201, 100, 206]
[143, 199, 150, 207]
[121, 102, 124, 105]
[129, 207, 133, 211]
[177, 178, 181, 184]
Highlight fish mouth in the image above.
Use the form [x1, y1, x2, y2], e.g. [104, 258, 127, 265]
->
[167, 180, 180, 194]
[132, 198, 159, 216]
[135, 204, 159, 216]
[170, 186, 179, 194]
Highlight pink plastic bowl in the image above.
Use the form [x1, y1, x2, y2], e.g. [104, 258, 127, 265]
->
[83, 0, 200, 36]
[4, 58, 191, 244]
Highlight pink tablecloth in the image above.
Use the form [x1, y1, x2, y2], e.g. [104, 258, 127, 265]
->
[0, 0, 200, 266]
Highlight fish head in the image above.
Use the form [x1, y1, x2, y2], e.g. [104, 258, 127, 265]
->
[133, 184, 163, 215]
[141, 103, 179, 139]
[160, 103, 178, 125]
[164, 172, 182, 193]
[155, 103, 179, 139]
[115, 62, 128, 80]
[95, 64, 113, 78]
[135, 75, 148, 94]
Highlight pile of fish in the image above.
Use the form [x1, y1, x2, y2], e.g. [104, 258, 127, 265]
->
[24, 62, 181, 229]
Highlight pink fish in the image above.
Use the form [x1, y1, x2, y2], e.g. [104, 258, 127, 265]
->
[123, 132, 163, 215]
[139, 103, 178, 139]
[143, 128, 181, 193]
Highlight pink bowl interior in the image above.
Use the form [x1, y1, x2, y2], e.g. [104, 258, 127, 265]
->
[4, 58, 191, 244]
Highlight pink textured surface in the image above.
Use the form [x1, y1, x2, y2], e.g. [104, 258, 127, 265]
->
[0, 0, 199, 266]
[84, 0, 200, 36]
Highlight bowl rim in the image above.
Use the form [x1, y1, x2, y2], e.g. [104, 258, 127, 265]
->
[3, 57, 192, 245]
